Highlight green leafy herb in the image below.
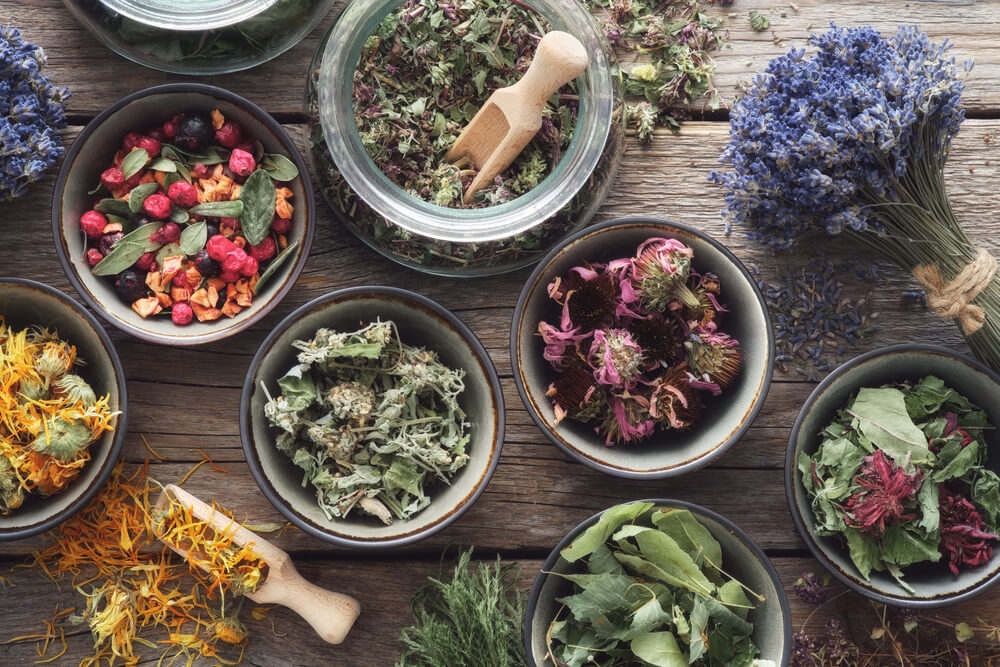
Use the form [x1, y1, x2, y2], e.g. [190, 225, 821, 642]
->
[91, 222, 164, 275]
[155, 242, 183, 268]
[748, 11, 770, 32]
[239, 169, 277, 246]
[253, 239, 300, 294]
[169, 205, 189, 224]
[397, 548, 525, 667]
[262, 320, 471, 524]
[801, 376, 999, 590]
[261, 154, 299, 182]
[120, 148, 149, 180]
[127, 182, 159, 213]
[546, 502, 763, 667]
[147, 157, 177, 173]
[179, 221, 207, 256]
[95, 198, 133, 219]
[188, 200, 244, 218]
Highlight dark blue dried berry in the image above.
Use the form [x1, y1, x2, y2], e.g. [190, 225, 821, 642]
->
[175, 114, 213, 150]
[194, 249, 218, 277]
[134, 216, 155, 227]
[205, 222, 220, 239]
[98, 231, 124, 255]
[114, 270, 146, 303]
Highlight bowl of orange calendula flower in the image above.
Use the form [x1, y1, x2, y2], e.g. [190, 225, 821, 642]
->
[52, 83, 315, 346]
[0, 278, 127, 540]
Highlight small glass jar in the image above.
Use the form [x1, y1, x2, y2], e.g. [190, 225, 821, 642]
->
[63, 0, 336, 75]
[306, 0, 625, 277]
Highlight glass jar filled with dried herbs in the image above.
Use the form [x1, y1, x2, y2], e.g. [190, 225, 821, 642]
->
[307, 0, 624, 277]
[63, 0, 336, 75]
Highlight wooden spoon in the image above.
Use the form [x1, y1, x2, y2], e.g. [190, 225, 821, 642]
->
[445, 30, 589, 204]
[153, 484, 361, 645]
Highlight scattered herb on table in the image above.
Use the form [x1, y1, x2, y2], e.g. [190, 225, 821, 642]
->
[398, 548, 525, 667]
[800, 375, 1000, 592]
[710, 25, 1000, 373]
[0, 24, 70, 201]
[262, 319, 471, 524]
[748, 11, 769, 32]
[0, 319, 117, 513]
[354, 0, 577, 208]
[18, 463, 271, 664]
[546, 501, 764, 666]
[539, 238, 742, 445]
[80, 108, 299, 325]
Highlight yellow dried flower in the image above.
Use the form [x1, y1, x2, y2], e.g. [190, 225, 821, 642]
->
[630, 63, 658, 82]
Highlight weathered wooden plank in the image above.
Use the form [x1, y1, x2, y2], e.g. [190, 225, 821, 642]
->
[1, 555, 997, 666]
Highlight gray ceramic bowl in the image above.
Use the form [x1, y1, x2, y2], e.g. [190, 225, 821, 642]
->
[511, 217, 773, 478]
[525, 499, 792, 666]
[0, 278, 127, 541]
[787, 344, 1000, 607]
[240, 286, 504, 549]
[52, 83, 314, 346]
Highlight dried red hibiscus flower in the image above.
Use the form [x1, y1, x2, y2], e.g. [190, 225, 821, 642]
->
[539, 238, 741, 445]
[939, 486, 997, 575]
[845, 450, 923, 535]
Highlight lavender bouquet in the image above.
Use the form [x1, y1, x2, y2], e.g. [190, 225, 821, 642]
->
[711, 25, 1000, 370]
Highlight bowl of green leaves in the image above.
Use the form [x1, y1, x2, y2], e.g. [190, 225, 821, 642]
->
[787, 344, 1000, 607]
[240, 286, 504, 549]
[525, 499, 792, 666]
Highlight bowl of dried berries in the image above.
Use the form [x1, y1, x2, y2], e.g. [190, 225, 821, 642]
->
[240, 286, 505, 549]
[0, 278, 127, 541]
[524, 499, 792, 666]
[511, 217, 774, 478]
[52, 83, 314, 346]
[787, 344, 1000, 607]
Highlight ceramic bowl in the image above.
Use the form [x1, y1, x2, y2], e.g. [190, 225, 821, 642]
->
[240, 286, 504, 549]
[0, 278, 128, 541]
[525, 498, 792, 666]
[787, 344, 1000, 607]
[52, 83, 315, 346]
[511, 216, 773, 478]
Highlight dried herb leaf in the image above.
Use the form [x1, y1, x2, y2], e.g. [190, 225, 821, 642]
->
[120, 148, 149, 180]
[92, 241, 146, 276]
[96, 198, 133, 219]
[156, 242, 183, 268]
[169, 205, 189, 224]
[239, 169, 276, 246]
[163, 172, 181, 191]
[164, 142, 229, 165]
[128, 182, 159, 214]
[148, 157, 177, 173]
[749, 10, 770, 32]
[253, 239, 300, 294]
[261, 154, 299, 182]
[189, 200, 244, 217]
[179, 221, 207, 256]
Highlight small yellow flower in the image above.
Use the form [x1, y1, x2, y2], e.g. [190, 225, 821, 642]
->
[630, 63, 658, 82]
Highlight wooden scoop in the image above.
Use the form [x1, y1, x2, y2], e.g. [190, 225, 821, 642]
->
[153, 484, 360, 645]
[445, 30, 589, 203]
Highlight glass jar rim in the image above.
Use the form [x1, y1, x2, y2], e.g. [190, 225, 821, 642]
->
[317, 0, 614, 244]
[98, 0, 279, 31]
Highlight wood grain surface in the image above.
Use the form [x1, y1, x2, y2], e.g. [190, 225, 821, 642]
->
[2, 1, 1000, 665]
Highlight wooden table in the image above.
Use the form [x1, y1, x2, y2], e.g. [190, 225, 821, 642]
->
[3, 1, 1000, 664]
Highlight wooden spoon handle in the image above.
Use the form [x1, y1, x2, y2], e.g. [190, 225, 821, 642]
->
[514, 31, 589, 109]
[256, 569, 361, 645]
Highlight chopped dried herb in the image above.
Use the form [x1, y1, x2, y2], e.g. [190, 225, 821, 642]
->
[262, 320, 471, 524]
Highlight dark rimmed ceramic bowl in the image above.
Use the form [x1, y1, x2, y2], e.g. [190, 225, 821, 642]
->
[787, 344, 1000, 607]
[511, 217, 774, 478]
[52, 83, 315, 346]
[525, 498, 792, 666]
[0, 278, 128, 541]
[240, 286, 504, 549]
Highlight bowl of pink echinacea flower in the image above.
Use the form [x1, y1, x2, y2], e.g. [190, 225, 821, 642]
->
[510, 217, 774, 479]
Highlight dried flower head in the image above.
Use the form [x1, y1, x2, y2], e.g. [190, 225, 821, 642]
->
[650, 363, 702, 429]
[32, 416, 92, 461]
[54, 373, 97, 407]
[630, 237, 700, 312]
[546, 360, 598, 425]
[845, 450, 923, 535]
[0, 455, 24, 513]
[628, 312, 682, 366]
[563, 269, 618, 331]
[211, 616, 249, 646]
[326, 382, 376, 425]
[17, 377, 48, 403]
[589, 329, 646, 387]
[793, 571, 828, 605]
[599, 391, 655, 445]
[77, 580, 138, 661]
[939, 486, 997, 575]
[34, 340, 74, 385]
[685, 327, 743, 391]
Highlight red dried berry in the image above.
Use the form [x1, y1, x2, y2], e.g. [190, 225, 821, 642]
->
[220, 216, 239, 230]
[171, 272, 188, 287]
[271, 216, 291, 235]
[100, 167, 125, 191]
[80, 210, 107, 239]
[218, 269, 242, 284]
[143, 193, 173, 220]
[228, 149, 256, 178]
[125, 171, 143, 189]
[240, 256, 259, 277]
[160, 222, 181, 244]
[190, 162, 210, 178]
[123, 132, 142, 151]
[85, 249, 104, 267]
[147, 128, 166, 143]
[162, 120, 178, 139]
[135, 252, 156, 271]
[215, 121, 243, 149]
[206, 235, 236, 261]
[137, 136, 162, 157]
[172, 302, 194, 326]
[167, 180, 199, 208]
[222, 248, 248, 274]
[248, 237, 276, 262]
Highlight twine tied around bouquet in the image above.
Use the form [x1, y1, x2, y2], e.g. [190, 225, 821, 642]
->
[912, 248, 998, 334]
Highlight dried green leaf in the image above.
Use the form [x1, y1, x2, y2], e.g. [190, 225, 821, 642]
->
[92, 241, 146, 276]
[148, 157, 178, 173]
[128, 182, 160, 214]
[261, 153, 300, 182]
[239, 169, 277, 246]
[189, 200, 244, 218]
[253, 239, 300, 294]
[179, 221, 207, 256]
[95, 198, 133, 219]
[120, 148, 149, 179]
[155, 242, 184, 268]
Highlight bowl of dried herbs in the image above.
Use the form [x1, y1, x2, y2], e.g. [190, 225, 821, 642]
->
[511, 217, 774, 479]
[240, 286, 504, 549]
[787, 344, 1000, 607]
[0, 278, 127, 541]
[525, 499, 792, 666]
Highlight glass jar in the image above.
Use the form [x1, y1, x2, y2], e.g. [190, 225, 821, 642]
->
[306, 0, 625, 277]
[63, 0, 337, 75]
